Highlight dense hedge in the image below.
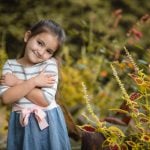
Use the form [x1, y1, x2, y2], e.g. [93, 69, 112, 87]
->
[0, 0, 149, 149]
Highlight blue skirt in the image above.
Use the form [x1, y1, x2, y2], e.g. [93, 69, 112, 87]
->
[7, 106, 71, 150]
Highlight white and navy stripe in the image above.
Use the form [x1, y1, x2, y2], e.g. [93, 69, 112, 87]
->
[0, 58, 58, 108]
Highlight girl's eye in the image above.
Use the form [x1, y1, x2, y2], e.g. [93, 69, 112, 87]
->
[47, 49, 54, 54]
[37, 41, 43, 46]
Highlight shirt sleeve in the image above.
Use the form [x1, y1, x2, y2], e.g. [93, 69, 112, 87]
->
[41, 58, 59, 104]
[0, 60, 12, 96]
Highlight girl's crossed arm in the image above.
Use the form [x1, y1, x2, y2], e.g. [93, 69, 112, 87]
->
[0, 71, 55, 107]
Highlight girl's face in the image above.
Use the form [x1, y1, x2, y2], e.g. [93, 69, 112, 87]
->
[23, 31, 58, 66]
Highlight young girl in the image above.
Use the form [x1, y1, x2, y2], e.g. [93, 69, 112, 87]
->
[0, 20, 71, 150]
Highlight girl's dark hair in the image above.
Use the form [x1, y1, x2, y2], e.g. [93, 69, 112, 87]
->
[19, 19, 66, 58]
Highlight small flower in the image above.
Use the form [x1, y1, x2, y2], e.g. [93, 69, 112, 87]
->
[140, 14, 150, 23]
[124, 47, 139, 72]
[113, 9, 122, 17]
[111, 64, 130, 100]
[100, 70, 108, 77]
[113, 9, 123, 28]
[82, 82, 104, 128]
[128, 28, 143, 41]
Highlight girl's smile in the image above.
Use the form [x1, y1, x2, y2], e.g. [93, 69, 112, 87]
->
[32, 50, 42, 59]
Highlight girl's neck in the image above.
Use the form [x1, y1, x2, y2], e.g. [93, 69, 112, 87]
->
[16, 58, 35, 67]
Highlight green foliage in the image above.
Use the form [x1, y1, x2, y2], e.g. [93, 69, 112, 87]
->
[0, 0, 149, 149]
[81, 49, 150, 149]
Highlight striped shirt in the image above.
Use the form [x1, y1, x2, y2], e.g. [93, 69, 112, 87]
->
[0, 58, 58, 108]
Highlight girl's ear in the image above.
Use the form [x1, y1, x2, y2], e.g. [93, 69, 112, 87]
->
[24, 31, 31, 42]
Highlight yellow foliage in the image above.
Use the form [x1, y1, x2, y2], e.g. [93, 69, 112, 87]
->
[107, 126, 125, 137]
[0, 48, 8, 74]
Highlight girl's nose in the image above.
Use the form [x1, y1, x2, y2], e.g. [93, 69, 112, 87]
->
[37, 49, 45, 57]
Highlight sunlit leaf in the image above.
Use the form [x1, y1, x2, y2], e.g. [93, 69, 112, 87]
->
[79, 124, 96, 132]
[138, 59, 148, 65]
[121, 143, 128, 150]
[141, 104, 150, 111]
[135, 126, 144, 133]
[104, 117, 126, 126]
[139, 117, 149, 123]
[126, 141, 136, 147]
[141, 134, 150, 142]
[109, 109, 129, 114]
[108, 126, 125, 137]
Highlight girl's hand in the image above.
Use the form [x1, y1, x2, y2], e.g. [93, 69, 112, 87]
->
[0, 73, 22, 86]
[33, 71, 56, 88]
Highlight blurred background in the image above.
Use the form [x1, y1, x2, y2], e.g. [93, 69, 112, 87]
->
[0, 0, 150, 149]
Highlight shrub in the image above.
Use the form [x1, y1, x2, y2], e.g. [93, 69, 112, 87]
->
[80, 47, 150, 149]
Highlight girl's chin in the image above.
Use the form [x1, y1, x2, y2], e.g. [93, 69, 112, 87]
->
[29, 55, 44, 64]
[30, 58, 43, 64]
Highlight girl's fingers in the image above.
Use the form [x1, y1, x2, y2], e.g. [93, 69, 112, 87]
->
[49, 80, 55, 84]
[46, 74, 56, 78]
[47, 79, 55, 84]
[48, 81, 55, 85]
[48, 77, 56, 81]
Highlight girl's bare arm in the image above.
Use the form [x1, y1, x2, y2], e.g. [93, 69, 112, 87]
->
[1, 77, 36, 104]
[18, 76, 55, 107]
[0, 72, 55, 107]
